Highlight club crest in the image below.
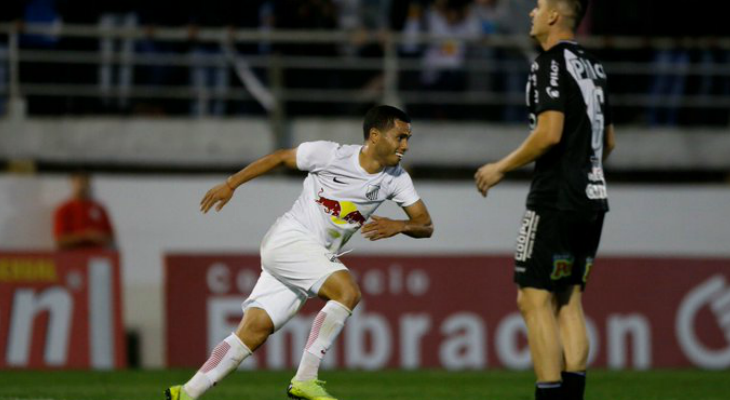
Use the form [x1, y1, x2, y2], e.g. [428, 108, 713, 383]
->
[366, 185, 380, 201]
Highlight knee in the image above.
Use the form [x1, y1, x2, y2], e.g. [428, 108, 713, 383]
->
[516, 291, 531, 315]
[327, 282, 361, 310]
[318, 271, 362, 310]
[516, 290, 551, 316]
[238, 312, 275, 351]
[241, 324, 271, 351]
[337, 284, 361, 310]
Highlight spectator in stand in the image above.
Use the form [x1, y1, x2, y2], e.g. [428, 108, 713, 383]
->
[133, 1, 190, 115]
[332, 0, 398, 112]
[97, 1, 140, 113]
[273, 0, 339, 115]
[185, 0, 260, 117]
[686, 2, 728, 127]
[647, 45, 689, 127]
[469, 0, 503, 118]
[495, 0, 536, 123]
[56, 1, 102, 115]
[645, 3, 688, 127]
[53, 172, 115, 250]
[419, 0, 480, 119]
[18, 0, 63, 115]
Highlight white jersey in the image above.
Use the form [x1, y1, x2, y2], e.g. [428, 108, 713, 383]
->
[280, 141, 420, 252]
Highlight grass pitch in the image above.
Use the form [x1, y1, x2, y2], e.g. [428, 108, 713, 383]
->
[0, 369, 729, 400]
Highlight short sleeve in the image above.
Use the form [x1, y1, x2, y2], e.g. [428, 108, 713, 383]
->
[533, 55, 566, 115]
[296, 141, 339, 172]
[389, 170, 420, 207]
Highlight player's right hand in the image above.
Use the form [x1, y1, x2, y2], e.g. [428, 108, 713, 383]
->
[474, 163, 505, 198]
[200, 183, 234, 213]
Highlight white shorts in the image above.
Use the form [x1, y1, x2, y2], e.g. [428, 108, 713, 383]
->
[242, 217, 348, 330]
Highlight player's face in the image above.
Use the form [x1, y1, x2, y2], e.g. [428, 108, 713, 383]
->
[377, 119, 412, 167]
[530, 0, 551, 40]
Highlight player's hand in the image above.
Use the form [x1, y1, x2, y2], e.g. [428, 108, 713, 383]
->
[83, 229, 110, 244]
[361, 215, 405, 241]
[474, 163, 505, 198]
[200, 182, 234, 213]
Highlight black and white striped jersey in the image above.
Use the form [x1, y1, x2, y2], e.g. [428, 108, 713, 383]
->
[525, 40, 611, 215]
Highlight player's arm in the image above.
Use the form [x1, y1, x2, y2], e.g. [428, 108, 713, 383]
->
[474, 110, 564, 197]
[55, 230, 113, 249]
[361, 200, 433, 241]
[200, 148, 298, 213]
[603, 124, 616, 161]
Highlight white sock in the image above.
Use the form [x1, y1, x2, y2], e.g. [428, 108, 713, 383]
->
[183, 333, 252, 399]
[294, 301, 351, 382]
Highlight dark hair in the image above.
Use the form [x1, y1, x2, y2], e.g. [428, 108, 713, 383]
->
[362, 105, 411, 140]
[563, 0, 588, 30]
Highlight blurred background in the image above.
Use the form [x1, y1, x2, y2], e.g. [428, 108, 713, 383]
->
[1, 0, 729, 375]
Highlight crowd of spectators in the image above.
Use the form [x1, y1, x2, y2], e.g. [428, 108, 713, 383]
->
[0, 0, 728, 126]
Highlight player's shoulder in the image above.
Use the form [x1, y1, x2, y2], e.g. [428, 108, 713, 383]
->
[559, 41, 603, 65]
[300, 140, 340, 150]
[536, 44, 563, 64]
[384, 164, 409, 178]
[299, 140, 352, 159]
[327, 143, 361, 162]
[531, 48, 563, 79]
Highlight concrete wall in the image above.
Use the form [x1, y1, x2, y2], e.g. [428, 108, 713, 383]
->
[1, 175, 729, 367]
[2, 118, 729, 169]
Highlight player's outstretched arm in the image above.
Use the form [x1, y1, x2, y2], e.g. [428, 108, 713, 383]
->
[200, 148, 298, 213]
[475, 111, 564, 197]
[361, 200, 433, 241]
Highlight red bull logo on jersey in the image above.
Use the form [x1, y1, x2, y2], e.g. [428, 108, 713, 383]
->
[315, 189, 366, 227]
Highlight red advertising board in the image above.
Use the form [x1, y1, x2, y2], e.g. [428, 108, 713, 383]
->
[165, 254, 730, 370]
[0, 251, 125, 369]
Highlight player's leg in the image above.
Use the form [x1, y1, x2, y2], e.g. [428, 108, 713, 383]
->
[177, 309, 273, 399]
[557, 285, 588, 400]
[316, 269, 362, 310]
[517, 287, 564, 400]
[513, 209, 567, 400]
[557, 212, 604, 400]
[259, 221, 358, 399]
[289, 270, 360, 400]
[167, 269, 305, 400]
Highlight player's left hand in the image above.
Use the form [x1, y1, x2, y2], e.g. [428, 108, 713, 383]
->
[200, 182, 234, 213]
[474, 163, 505, 198]
[361, 215, 405, 241]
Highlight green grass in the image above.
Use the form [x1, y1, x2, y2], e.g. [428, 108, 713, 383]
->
[0, 369, 729, 400]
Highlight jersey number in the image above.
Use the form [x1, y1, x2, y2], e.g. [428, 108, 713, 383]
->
[590, 87, 605, 153]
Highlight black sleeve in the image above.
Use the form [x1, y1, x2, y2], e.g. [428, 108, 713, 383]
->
[533, 53, 567, 116]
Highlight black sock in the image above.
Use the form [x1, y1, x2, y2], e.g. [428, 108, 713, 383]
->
[535, 381, 563, 400]
[561, 371, 586, 400]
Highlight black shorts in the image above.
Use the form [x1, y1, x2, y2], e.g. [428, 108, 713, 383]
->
[513, 208, 605, 292]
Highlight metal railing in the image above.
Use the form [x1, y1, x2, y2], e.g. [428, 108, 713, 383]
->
[2, 23, 730, 124]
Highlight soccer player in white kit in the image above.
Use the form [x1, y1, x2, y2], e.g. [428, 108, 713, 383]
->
[165, 105, 433, 400]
